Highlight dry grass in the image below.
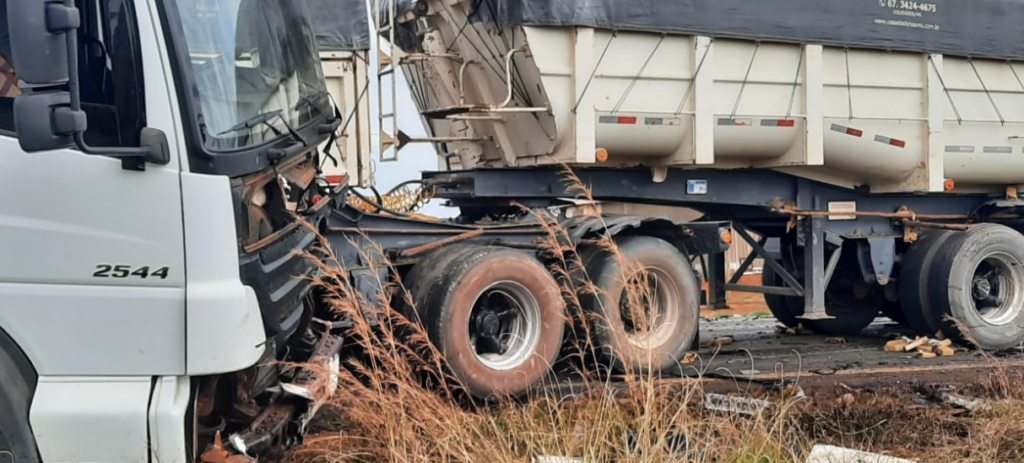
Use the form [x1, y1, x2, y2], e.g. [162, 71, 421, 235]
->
[285, 172, 1024, 463]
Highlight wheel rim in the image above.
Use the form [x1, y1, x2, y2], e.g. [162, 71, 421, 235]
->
[968, 252, 1024, 326]
[618, 267, 680, 347]
[468, 281, 542, 371]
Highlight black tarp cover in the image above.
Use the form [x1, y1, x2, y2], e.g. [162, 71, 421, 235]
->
[307, 0, 370, 51]
[403, 0, 1024, 60]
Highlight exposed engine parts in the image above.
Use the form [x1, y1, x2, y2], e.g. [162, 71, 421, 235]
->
[197, 320, 344, 463]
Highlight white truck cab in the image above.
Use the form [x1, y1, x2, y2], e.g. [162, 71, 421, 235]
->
[0, 1, 362, 462]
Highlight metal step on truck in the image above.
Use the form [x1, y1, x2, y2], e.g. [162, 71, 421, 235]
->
[5, 1, 1024, 463]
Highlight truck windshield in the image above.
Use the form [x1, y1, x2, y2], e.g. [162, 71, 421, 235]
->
[171, 0, 329, 150]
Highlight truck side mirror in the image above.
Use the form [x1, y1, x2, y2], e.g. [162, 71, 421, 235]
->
[9, 0, 78, 152]
[7, 0, 169, 169]
[9, 1, 76, 85]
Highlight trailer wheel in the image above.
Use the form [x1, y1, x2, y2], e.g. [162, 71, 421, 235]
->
[881, 300, 907, 325]
[763, 247, 879, 336]
[410, 246, 565, 398]
[899, 229, 955, 336]
[583, 236, 699, 375]
[761, 264, 802, 328]
[927, 224, 1024, 350]
[805, 274, 884, 336]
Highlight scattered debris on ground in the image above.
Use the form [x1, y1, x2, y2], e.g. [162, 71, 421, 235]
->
[884, 338, 907, 352]
[825, 337, 846, 344]
[904, 336, 928, 352]
[775, 325, 794, 335]
[774, 323, 815, 335]
[704, 336, 735, 347]
[916, 350, 937, 359]
[704, 393, 771, 416]
[885, 336, 958, 358]
[533, 457, 585, 463]
[934, 390, 991, 414]
[805, 445, 916, 463]
[682, 352, 698, 364]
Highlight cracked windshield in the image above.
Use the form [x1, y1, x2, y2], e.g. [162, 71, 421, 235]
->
[173, 0, 329, 149]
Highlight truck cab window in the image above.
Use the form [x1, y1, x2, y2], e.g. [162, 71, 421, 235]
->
[0, 0, 145, 147]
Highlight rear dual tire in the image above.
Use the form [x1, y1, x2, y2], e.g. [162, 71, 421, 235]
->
[403, 246, 565, 399]
[579, 237, 700, 375]
[919, 224, 1024, 349]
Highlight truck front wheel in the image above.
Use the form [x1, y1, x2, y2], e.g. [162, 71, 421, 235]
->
[582, 236, 700, 375]
[408, 246, 565, 399]
[0, 329, 40, 463]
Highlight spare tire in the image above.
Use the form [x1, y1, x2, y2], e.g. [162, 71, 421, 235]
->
[582, 236, 700, 375]
[409, 246, 565, 398]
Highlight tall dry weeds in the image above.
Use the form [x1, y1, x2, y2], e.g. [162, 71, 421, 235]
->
[286, 172, 1024, 463]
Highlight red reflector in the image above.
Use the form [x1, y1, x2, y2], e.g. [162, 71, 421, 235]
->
[846, 128, 863, 137]
[777, 119, 796, 127]
[617, 116, 637, 124]
[890, 138, 906, 148]
[325, 175, 348, 184]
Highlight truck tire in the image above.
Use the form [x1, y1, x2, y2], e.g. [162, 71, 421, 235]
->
[0, 328, 40, 463]
[761, 264, 802, 328]
[761, 255, 879, 335]
[806, 274, 883, 336]
[927, 224, 1024, 350]
[582, 236, 699, 375]
[409, 246, 565, 398]
[397, 244, 482, 322]
[881, 300, 907, 325]
[899, 229, 955, 336]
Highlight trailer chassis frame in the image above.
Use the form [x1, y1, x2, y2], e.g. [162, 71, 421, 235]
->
[423, 167, 1011, 319]
[324, 192, 731, 318]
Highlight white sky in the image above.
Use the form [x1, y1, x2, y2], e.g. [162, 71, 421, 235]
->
[364, 12, 455, 217]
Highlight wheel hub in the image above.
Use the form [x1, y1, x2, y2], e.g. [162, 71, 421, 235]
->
[973, 277, 993, 300]
[476, 312, 501, 338]
[618, 268, 678, 347]
[467, 282, 542, 371]
[969, 254, 1024, 326]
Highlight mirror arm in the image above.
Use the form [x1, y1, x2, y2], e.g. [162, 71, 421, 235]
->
[58, 0, 168, 169]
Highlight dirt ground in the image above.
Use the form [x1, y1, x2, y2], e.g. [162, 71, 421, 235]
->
[700, 272, 772, 317]
[560, 272, 1024, 397]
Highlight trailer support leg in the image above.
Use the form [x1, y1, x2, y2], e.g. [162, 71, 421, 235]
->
[706, 252, 729, 310]
[800, 216, 833, 320]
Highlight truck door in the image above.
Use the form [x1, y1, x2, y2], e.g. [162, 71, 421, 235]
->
[0, 0, 187, 376]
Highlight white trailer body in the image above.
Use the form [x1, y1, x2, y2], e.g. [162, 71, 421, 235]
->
[320, 49, 372, 187]
[391, 0, 1024, 194]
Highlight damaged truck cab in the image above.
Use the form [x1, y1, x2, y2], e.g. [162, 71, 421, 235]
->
[0, 1, 359, 463]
